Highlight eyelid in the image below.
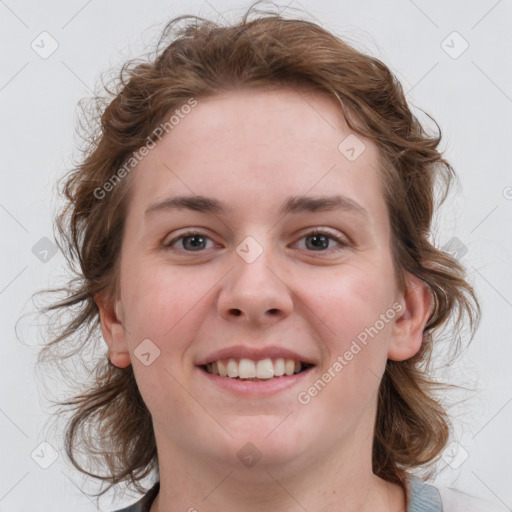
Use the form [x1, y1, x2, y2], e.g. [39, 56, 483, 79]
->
[292, 227, 349, 252]
[163, 228, 219, 250]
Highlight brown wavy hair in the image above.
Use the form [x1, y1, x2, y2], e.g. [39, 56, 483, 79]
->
[33, 0, 479, 500]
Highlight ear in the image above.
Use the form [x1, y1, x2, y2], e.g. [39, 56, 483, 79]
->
[94, 291, 131, 368]
[388, 275, 432, 361]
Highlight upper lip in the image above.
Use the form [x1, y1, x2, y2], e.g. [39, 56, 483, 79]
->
[195, 345, 317, 366]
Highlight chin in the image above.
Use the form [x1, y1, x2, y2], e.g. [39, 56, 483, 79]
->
[218, 417, 310, 465]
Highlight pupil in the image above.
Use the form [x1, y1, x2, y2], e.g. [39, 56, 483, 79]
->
[307, 234, 328, 250]
[184, 235, 205, 250]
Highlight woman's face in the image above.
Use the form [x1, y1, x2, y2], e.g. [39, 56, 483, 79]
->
[99, 86, 427, 476]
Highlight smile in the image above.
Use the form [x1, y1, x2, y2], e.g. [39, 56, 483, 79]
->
[202, 357, 314, 380]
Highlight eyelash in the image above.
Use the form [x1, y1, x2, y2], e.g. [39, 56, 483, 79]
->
[163, 228, 349, 254]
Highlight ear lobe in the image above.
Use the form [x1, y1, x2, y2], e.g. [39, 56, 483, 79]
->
[94, 292, 131, 368]
[388, 276, 432, 362]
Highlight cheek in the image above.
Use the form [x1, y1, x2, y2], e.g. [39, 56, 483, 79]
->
[121, 263, 206, 342]
[297, 273, 395, 432]
[122, 267, 205, 424]
[133, 360, 199, 433]
[306, 260, 396, 343]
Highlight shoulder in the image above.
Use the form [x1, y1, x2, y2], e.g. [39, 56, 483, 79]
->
[407, 474, 508, 512]
[112, 501, 145, 512]
[437, 485, 509, 512]
[111, 482, 160, 512]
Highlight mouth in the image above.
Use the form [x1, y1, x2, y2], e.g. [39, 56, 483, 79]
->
[199, 357, 315, 380]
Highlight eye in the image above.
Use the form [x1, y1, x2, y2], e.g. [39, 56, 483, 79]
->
[295, 229, 349, 252]
[164, 230, 217, 252]
[163, 228, 349, 254]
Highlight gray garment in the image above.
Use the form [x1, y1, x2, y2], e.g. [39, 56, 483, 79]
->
[112, 474, 443, 512]
[408, 475, 443, 512]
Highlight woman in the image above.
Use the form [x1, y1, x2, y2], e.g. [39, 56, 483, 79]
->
[37, 4, 505, 511]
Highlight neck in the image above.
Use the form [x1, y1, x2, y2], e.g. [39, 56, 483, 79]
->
[149, 429, 406, 512]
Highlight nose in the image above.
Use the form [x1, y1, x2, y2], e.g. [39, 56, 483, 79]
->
[216, 242, 294, 327]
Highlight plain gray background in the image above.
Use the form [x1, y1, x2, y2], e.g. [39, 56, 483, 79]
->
[1, 0, 511, 510]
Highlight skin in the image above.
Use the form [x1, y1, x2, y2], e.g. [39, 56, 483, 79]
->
[97, 86, 431, 512]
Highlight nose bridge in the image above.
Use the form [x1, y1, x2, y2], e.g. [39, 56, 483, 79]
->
[217, 234, 293, 324]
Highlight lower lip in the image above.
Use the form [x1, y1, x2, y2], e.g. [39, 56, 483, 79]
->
[197, 366, 314, 396]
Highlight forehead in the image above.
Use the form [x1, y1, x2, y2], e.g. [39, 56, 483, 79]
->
[125, 86, 387, 226]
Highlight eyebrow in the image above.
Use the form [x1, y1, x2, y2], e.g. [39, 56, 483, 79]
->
[144, 194, 368, 218]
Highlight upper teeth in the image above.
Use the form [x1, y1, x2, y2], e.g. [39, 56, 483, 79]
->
[205, 358, 303, 379]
